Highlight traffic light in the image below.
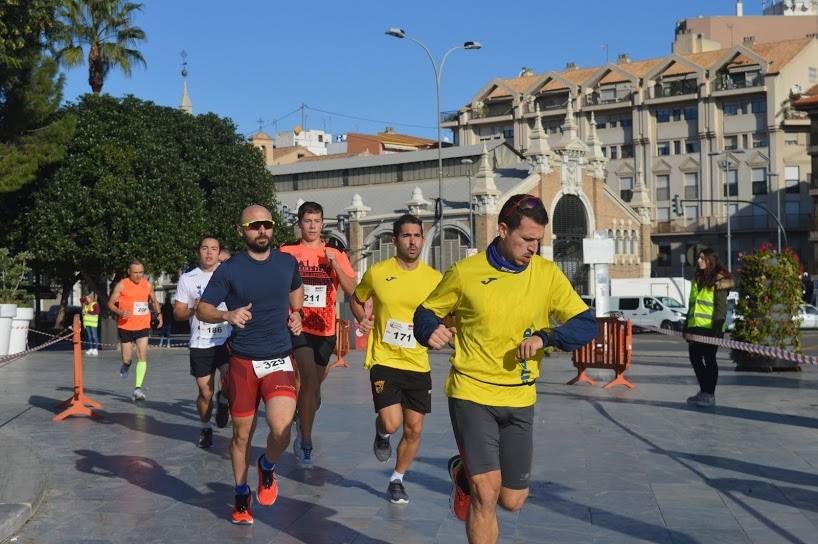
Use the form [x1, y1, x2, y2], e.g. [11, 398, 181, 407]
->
[671, 194, 681, 216]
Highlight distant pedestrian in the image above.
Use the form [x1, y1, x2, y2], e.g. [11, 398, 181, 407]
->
[159, 299, 174, 347]
[803, 273, 814, 305]
[684, 249, 733, 407]
[81, 293, 100, 356]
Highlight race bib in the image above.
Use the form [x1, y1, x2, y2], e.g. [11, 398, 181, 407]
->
[133, 302, 149, 316]
[199, 322, 229, 340]
[252, 355, 293, 379]
[304, 284, 327, 308]
[384, 319, 417, 349]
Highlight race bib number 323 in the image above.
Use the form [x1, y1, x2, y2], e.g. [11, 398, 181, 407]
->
[252, 356, 293, 379]
[384, 319, 417, 349]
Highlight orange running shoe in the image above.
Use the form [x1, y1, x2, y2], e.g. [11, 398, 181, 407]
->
[256, 456, 279, 506]
[231, 492, 253, 525]
[448, 454, 471, 522]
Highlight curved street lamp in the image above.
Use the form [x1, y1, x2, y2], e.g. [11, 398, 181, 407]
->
[385, 28, 481, 267]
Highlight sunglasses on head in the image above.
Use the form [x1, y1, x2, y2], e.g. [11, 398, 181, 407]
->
[501, 195, 544, 218]
[241, 220, 275, 231]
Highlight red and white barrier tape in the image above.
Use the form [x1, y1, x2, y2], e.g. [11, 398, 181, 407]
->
[641, 325, 818, 366]
[0, 330, 74, 368]
[28, 328, 189, 350]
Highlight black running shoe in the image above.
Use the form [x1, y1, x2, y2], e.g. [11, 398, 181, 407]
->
[373, 429, 392, 463]
[215, 391, 229, 428]
[388, 480, 409, 504]
[198, 428, 213, 449]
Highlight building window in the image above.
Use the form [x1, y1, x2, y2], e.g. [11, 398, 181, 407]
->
[752, 133, 768, 148]
[684, 172, 699, 199]
[684, 106, 698, 120]
[657, 207, 670, 223]
[810, 67, 817, 84]
[620, 116, 633, 127]
[620, 176, 633, 202]
[672, 109, 683, 121]
[785, 202, 801, 226]
[674, 141, 682, 155]
[723, 169, 738, 197]
[610, 146, 618, 159]
[752, 99, 766, 114]
[724, 135, 738, 150]
[685, 140, 700, 153]
[656, 109, 670, 123]
[595, 116, 606, 129]
[656, 174, 670, 201]
[503, 127, 514, 140]
[684, 205, 698, 220]
[785, 166, 800, 194]
[657, 142, 671, 156]
[601, 147, 607, 157]
[724, 103, 738, 116]
[609, 118, 618, 128]
[751, 167, 767, 195]
[621, 144, 634, 158]
[657, 244, 671, 266]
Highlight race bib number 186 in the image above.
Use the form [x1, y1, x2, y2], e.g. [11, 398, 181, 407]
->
[251, 355, 293, 379]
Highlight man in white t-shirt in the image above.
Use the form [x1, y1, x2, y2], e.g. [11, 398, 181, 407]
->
[174, 236, 233, 448]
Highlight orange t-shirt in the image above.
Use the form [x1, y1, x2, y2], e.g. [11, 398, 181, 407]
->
[116, 278, 152, 331]
[279, 242, 354, 336]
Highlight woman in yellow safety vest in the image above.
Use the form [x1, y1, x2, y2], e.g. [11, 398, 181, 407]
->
[82, 293, 101, 356]
[684, 248, 733, 407]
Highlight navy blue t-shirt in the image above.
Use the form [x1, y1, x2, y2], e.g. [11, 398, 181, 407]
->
[201, 250, 302, 359]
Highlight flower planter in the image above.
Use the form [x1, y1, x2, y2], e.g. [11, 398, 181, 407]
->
[731, 349, 801, 372]
[0, 303, 18, 356]
[8, 307, 35, 355]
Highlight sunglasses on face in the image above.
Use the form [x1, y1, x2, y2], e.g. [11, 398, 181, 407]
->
[501, 195, 544, 218]
[241, 220, 275, 231]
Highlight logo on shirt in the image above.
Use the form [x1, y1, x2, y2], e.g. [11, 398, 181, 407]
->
[385, 276, 397, 282]
[481, 277, 498, 285]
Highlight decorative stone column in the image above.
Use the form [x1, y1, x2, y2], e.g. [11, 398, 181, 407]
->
[472, 144, 500, 250]
[406, 186, 432, 217]
[345, 193, 371, 275]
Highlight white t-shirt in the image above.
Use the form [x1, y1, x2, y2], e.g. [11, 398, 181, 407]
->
[176, 267, 231, 349]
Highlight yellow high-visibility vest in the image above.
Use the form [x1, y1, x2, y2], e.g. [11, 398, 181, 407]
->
[82, 302, 99, 328]
[687, 282, 715, 329]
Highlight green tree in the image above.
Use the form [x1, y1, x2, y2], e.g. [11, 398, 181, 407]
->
[0, 0, 76, 192]
[54, 0, 146, 95]
[14, 94, 278, 320]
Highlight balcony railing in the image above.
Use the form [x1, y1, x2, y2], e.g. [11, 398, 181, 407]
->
[583, 91, 632, 107]
[440, 110, 459, 123]
[654, 213, 813, 233]
[714, 73, 762, 91]
[653, 83, 697, 98]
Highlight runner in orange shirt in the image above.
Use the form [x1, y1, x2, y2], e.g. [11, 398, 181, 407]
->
[280, 201, 356, 465]
[107, 260, 162, 401]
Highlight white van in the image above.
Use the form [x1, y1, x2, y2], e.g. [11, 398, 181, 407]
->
[608, 296, 687, 331]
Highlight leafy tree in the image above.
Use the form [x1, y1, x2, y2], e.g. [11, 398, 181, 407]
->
[0, 0, 75, 192]
[54, 0, 146, 94]
[12, 94, 279, 321]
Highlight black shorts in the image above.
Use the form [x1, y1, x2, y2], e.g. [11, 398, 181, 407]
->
[448, 397, 534, 490]
[370, 364, 432, 414]
[189, 345, 229, 378]
[292, 332, 337, 367]
[117, 328, 150, 343]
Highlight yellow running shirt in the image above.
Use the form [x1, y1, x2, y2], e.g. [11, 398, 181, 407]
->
[421, 252, 587, 407]
[354, 257, 442, 372]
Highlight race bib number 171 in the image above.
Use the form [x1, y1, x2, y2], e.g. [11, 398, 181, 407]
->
[384, 319, 417, 349]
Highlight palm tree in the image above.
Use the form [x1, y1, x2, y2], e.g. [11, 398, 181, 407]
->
[55, 0, 146, 94]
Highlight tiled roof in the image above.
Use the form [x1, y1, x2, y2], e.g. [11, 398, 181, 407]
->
[794, 82, 818, 108]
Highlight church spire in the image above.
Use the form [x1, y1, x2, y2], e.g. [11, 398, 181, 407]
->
[179, 50, 192, 114]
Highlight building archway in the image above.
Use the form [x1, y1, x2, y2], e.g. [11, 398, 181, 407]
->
[553, 195, 589, 294]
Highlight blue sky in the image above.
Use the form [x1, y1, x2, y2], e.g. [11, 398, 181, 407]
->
[60, 0, 759, 140]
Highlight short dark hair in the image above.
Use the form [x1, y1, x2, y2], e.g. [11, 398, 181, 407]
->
[298, 201, 324, 221]
[128, 259, 144, 270]
[498, 194, 548, 231]
[198, 236, 221, 250]
[393, 214, 423, 238]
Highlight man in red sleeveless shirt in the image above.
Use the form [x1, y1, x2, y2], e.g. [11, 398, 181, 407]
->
[108, 260, 162, 401]
[280, 201, 355, 465]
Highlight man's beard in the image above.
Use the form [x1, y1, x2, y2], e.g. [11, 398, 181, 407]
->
[246, 236, 270, 253]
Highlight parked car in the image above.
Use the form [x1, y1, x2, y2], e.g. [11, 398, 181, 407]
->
[728, 304, 818, 331]
[608, 296, 686, 330]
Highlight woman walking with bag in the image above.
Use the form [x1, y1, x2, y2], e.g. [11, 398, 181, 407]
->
[685, 248, 734, 407]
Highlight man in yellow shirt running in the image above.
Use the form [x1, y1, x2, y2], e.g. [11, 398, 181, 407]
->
[350, 214, 442, 504]
[414, 194, 597, 544]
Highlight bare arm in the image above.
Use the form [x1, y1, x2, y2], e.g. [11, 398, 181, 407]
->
[173, 300, 193, 321]
[349, 294, 374, 333]
[107, 282, 126, 318]
[148, 286, 163, 327]
[326, 250, 356, 296]
[288, 285, 304, 335]
[197, 301, 253, 328]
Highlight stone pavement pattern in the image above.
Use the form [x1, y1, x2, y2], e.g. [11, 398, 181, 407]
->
[2, 333, 818, 543]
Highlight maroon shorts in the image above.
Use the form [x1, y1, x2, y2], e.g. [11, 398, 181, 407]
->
[227, 355, 297, 418]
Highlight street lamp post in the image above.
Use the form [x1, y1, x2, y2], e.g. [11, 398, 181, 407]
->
[385, 28, 481, 266]
[461, 158, 474, 248]
[767, 171, 781, 249]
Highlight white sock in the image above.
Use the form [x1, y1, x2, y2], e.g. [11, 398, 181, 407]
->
[378, 431, 391, 439]
[390, 471, 404, 482]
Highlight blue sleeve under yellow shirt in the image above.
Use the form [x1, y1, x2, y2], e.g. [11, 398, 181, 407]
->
[420, 252, 587, 407]
[354, 257, 442, 372]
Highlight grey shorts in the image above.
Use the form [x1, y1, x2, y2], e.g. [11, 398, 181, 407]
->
[448, 397, 534, 490]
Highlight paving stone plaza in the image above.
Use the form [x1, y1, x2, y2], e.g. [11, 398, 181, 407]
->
[3, 333, 818, 543]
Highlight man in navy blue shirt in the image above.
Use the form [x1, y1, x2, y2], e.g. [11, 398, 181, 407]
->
[198, 204, 304, 525]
